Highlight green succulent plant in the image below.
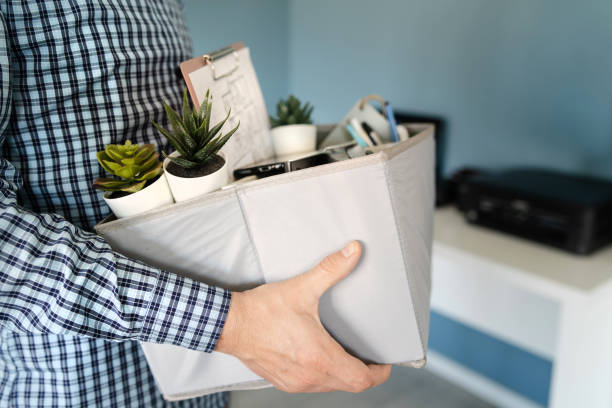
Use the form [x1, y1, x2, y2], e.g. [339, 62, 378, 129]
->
[270, 95, 314, 128]
[151, 89, 239, 169]
[93, 141, 163, 193]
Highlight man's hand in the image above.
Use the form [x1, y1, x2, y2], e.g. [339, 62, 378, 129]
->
[215, 241, 391, 393]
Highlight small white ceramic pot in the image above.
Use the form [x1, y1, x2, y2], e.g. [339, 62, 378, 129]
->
[103, 172, 174, 219]
[163, 151, 229, 202]
[271, 124, 317, 157]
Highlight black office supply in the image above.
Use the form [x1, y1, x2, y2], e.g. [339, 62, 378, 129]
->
[233, 152, 336, 180]
[456, 168, 612, 255]
[361, 122, 379, 146]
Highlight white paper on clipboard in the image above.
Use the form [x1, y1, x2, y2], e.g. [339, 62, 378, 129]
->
[180, 43, 273, 172]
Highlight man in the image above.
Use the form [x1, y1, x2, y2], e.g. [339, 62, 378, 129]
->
[0, 1, 390, 406]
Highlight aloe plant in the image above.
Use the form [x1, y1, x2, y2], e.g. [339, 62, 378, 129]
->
[93, 141, 163, 193]
[151, 89, 239, 169]
[270, 95, 314, 128]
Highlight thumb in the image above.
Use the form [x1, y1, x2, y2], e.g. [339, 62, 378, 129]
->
[302, 241, 362, 298]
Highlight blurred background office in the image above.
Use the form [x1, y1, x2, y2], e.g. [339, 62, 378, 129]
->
[183, 1, 612, 407]
[185, 0, 612, 180]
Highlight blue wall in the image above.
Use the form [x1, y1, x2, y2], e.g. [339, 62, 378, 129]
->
[182, 0, 289, 113]
[288, 0, 612, 178]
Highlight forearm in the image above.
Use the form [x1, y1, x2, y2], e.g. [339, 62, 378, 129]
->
[0, 189, 230, 350]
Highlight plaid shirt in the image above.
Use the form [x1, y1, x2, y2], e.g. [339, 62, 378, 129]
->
[0, 1, 231, 406]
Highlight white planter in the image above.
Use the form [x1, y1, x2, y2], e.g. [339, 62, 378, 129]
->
[103, 172, 174, 219]
[271, 124, 317, 157]
[163, 151, 229, 202]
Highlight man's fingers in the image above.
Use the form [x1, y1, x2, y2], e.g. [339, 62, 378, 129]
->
[368, 364, 392, 388]
[302, 241, 362, 298]
[322, 336, 382, 393]
[339, 363, 391, 393]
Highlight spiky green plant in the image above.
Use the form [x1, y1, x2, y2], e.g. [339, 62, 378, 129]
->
[151, 89, 239, 169]
[93, 141, 163, 193]
[270, 95, 314, 128]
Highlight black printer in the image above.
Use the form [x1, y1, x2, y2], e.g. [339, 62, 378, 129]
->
[456, 168, 612, 255]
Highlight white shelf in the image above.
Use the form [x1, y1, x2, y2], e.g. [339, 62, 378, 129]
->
[431, 208, 612, 407]
[434, 208, 612, 300]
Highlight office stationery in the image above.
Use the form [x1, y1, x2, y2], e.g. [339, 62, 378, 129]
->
[233, 152, 336, 180]
[349, 118, 374, 147]
[384, 101, 400, 142]
[365, 133, 378, 146]
[179, 42, 273, 171]
[345, 123, 369, 147]
[321, 95, 395, 148]
[361, 121, 382, 145]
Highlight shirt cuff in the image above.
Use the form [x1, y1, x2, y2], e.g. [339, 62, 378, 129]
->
[140, 268, 232, 352]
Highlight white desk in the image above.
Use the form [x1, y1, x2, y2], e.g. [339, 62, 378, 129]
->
[430, 208, 612, 408]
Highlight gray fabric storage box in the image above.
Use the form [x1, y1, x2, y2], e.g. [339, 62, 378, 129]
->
[94, 124, 435, 401]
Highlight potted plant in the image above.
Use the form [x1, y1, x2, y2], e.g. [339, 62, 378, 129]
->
[270, 95, 316, 157]
[93, 141, 173, 219]
[151, 89, 239, 202]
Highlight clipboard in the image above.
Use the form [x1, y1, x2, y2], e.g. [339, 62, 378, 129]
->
[180, 42, 246, 107]
[179, 42, 274, 171]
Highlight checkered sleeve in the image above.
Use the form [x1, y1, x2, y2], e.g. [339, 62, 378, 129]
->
[0, 14, 230, 353]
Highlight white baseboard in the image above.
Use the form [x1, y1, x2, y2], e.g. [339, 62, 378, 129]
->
[426, 350, 544, 408]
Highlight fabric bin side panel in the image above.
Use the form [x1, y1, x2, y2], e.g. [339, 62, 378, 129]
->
[140, 343, 266, 398]
[99, 195, 266, 397]
[238, 162, 424, 364]
[384, 135, 435, 352]
[99, 195, 264, 290]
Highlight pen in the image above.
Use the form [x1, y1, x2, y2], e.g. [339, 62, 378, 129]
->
[384, 102, 400, 143]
